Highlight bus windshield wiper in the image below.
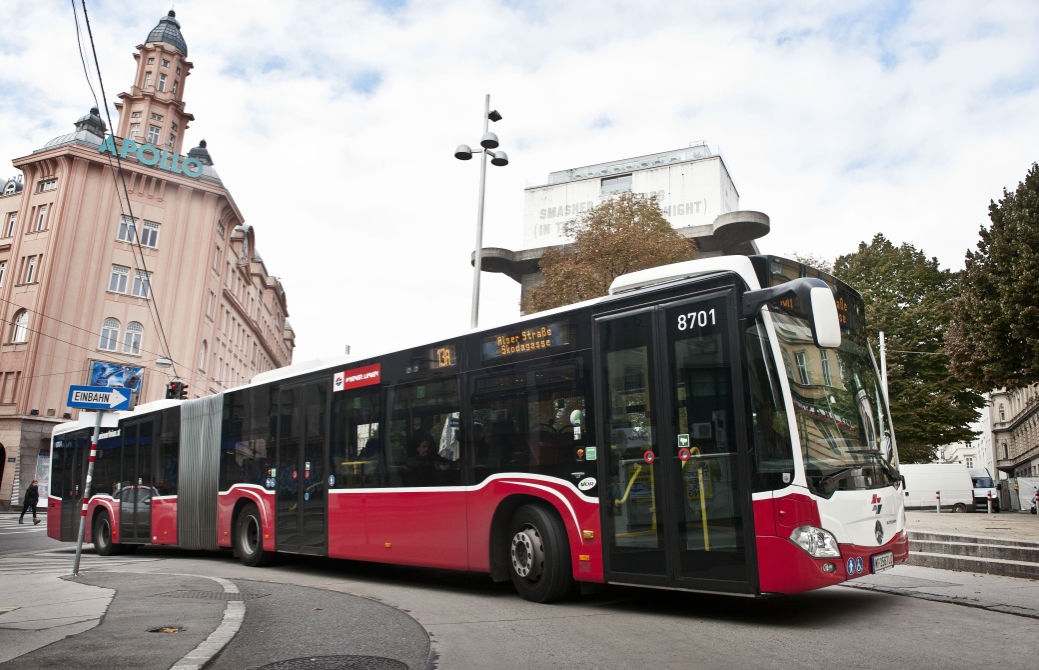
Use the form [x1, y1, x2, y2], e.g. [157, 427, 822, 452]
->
[815, 467, 856, 488]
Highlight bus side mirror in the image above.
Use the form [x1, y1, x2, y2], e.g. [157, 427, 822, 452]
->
[742, 277, 842, 349]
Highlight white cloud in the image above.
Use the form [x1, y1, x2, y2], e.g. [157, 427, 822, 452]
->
[1, 0, 1037, 361]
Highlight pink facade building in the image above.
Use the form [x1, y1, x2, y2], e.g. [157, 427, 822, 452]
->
[0, 11, 295, 510]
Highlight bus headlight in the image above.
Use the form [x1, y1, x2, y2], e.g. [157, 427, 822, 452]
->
[790, 526, 841, 558]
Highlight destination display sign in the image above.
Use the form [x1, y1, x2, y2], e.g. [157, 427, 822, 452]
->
[482, 322, 570, 360]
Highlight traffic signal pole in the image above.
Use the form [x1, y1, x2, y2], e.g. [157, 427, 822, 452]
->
[72, 410, 104, 576]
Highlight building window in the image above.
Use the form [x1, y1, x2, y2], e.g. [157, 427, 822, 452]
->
[168, 133, 176, 148]
[213, 245, 221, 270]
[3, 182, 16, 195]
[129, 123, 141, 139]
[794, 350, 810, 385]
[131, 111, 142, 118]
[144, 72, 152, 88]
[161, 59, 170, 68]
[1003, 443, 1009, 460]
[98, 317, 120, 351]
[207, 291, 214, 317]
[965, 456, 974, 468]
[108, 265, 129, 293]
[147, 57, 154, 65]
[216, 221, 225, 237]
[10, 309, 28, 342]
[34, 205, 48, 232]
[37, 179, 57, 193]
[199, 340, 207, 371]
[131, 270, 152, 298]
[172, 80, 178, 95]
[150, 112, 164, 122]
[4, 213, 15, 237]
[0, 261, 6, 288]
[158, 73, 167, 92]
[999, 404, 1005, 421]
[171, 122, 178, 132]
[140, 221, 160, 248]
[117, 215, 138, 243]
[147, 125, 160, 144]
[176, 67, 181, 75]
[820, 349, 833, 386]
[123, 321, 143, 355]
[24, 256, 37, 283]
[601, 174, 632, 194]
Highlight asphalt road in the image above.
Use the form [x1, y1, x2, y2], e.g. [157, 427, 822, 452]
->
[0, 514, 69, 556]
[4, 538, 1039, 669]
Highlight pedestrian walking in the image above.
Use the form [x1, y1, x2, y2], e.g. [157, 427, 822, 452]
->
[19, 479, 40, 525]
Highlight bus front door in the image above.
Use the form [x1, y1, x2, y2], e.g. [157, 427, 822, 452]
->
[275, 381, 328, 555]
[596, 290, 757, 594]
[57, 434, 87, 542]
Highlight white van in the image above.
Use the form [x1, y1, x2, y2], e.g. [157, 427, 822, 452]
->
[901, 463, 975, 513]
[968, 468, 999, 512]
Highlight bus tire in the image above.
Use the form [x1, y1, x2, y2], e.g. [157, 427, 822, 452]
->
[507, 504, 573, 603]
[235, 503, 274, 567]
[93, 510, 121, 557]
[953, 503, 967, 513]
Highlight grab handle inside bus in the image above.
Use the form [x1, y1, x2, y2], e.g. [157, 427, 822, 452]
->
[742, 277, 841, 349]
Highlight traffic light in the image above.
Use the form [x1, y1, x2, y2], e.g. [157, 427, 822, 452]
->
[166, 380, 188, 400]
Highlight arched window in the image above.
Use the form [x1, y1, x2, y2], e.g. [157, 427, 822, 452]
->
[10, 309, 28, 343]
[98, 318, 120, 351]
[198, 340, 207, 371]
[123, 321, 143, 355]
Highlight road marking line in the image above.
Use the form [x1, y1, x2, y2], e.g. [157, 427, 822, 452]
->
[168, 574, 244, 670]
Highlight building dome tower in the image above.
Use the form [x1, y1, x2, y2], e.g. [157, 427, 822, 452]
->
[113, 10, 195, 154]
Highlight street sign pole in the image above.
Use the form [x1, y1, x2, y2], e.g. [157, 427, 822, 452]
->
[72, 410, 103, 576]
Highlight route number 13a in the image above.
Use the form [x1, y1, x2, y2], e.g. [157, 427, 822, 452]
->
[677, 309, 715, 331]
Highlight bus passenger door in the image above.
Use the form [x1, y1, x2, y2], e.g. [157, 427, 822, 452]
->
[659, 291, 755, 593]
[276, 381, 328, 555]
[58, 436, 86, 542]
[595, 291, 756, 594]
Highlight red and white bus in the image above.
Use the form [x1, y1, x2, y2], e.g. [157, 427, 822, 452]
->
[48, 255, 908, 602]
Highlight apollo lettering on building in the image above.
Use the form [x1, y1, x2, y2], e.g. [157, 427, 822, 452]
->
[98, 135, 206, 179]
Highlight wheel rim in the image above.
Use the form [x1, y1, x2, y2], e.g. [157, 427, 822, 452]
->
[511, 526, 545, 581]
[242, 515, 260, 555]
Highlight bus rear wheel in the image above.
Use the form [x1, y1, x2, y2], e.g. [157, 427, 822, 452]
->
[507, 504, 573, 603]
[93, 510, 121, 557]
[235, 503, 274, 567]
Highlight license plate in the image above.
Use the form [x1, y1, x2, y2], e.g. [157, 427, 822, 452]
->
[871, 551, 894, 573]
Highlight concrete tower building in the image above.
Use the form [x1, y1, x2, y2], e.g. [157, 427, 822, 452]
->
[0, 11, 295, 510]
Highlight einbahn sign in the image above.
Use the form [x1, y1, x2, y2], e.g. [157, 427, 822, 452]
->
[66, 385, 132, 411]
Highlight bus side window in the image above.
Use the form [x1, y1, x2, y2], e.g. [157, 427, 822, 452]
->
[386, 377, 462, 488]
[330, 387, 384, 489]
[219, 386, 275, 492]
[471, 360, 593, 485]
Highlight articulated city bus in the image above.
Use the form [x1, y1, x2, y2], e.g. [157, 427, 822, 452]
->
[48, 255, 908, 602]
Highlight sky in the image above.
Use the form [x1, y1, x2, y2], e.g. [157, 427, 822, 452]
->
[1, 0, 1037, 363]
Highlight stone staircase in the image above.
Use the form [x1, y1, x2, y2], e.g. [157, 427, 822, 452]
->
[908, 531, 1039, 579]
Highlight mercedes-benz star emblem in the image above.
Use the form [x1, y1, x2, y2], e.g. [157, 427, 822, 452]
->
[875, 520, 884, 545]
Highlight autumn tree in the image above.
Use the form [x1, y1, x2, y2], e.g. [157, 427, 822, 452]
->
[833, 234, 984, 463]
[946, 163, 1039, 390]
[521, 191, 698, 314]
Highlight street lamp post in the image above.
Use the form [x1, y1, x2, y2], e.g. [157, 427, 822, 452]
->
[455, 94, 508, 329]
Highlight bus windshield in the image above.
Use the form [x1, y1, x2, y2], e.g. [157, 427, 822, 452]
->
[765, 261, 900, 497]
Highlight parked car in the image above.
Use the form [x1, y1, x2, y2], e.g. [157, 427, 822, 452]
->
[901, 463, 975, 513]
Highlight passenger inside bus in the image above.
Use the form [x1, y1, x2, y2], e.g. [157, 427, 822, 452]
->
[403, 437, 453, 487]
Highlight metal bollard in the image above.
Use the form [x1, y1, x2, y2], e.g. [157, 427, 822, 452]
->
[936, 490, 941, 514]
[987, 491, 993, 514]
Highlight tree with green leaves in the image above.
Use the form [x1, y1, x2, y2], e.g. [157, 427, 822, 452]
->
[946, 163, 1039, 390]
[832, 234, 984, 463]
[521, 191, 698, 314]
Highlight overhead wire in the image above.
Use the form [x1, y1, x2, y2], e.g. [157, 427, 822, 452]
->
[73, 0, 179, 379]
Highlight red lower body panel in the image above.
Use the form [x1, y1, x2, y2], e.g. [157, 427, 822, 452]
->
[151, 497, 178, 545]
[218, 486, 276, 552]
[758, 530, 909, 595]
[47, 496, 61, 540]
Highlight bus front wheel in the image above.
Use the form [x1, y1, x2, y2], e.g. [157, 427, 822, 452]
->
[235, 503, 274, 567]
[93, 510, 121, 557]
[507, 504, 573, 603]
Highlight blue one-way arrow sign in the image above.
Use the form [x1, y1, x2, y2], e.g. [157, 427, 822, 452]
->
[67, 385, 132, 411]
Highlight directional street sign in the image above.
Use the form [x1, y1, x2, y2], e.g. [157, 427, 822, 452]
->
[66, 385, 132, 411]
